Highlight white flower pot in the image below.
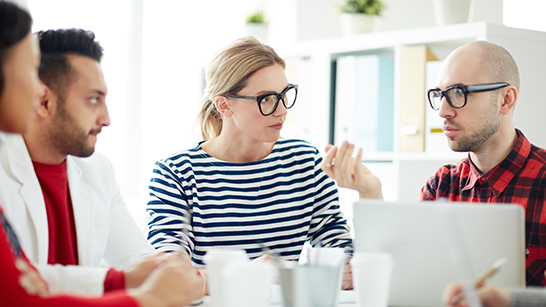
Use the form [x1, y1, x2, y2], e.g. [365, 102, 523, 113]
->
[339, 13, 376, 36]
[433, 0, 472, 26]
[244, 23, 268, 42]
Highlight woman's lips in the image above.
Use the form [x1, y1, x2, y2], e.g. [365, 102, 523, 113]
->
[269, 123, 283, 129]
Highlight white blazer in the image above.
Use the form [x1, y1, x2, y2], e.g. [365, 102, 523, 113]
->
[0, 132, 156, 295]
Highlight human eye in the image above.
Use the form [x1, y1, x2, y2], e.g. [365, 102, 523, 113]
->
[430, 89, 442, 99]
[260, 94, 277, 105]
[259, 94, 278, 114]
[447, 87, 466, 107]
[454, 88, 465, 98]
[89, 97, 99, 104]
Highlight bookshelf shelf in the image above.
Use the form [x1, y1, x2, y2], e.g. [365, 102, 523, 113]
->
[280, 22, 546, 202]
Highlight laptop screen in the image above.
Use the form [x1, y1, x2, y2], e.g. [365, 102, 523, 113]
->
[352, 200, 525, 307]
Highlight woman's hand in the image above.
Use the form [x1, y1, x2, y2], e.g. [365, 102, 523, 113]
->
[16, 259, 50, 298]
[341, 256, 353, 290]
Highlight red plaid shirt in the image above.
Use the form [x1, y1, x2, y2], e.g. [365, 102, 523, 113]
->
[420, 129, 546, 286]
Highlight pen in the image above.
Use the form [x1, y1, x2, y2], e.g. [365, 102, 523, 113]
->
[451, 257, 507, 304]
[258, 242, 282, 265]
[181, 208, 204, 307]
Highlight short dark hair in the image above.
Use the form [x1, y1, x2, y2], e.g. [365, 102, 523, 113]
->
[37, 29, 104, 99]
[0, 1, 33, 96]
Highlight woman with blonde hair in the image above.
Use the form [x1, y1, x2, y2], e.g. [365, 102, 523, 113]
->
[147, 36, 354, 288]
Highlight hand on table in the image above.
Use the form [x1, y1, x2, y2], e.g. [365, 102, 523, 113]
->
[321, 141, 383, 200]
[341, 256, 353, 290]
[443, 283, 511, 307]
[125, 253, 181, 289]
[132, 256, 204, 307]
[16, 259, 50, 298]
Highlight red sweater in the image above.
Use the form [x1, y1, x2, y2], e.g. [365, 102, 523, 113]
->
[33, 160, 125, 291]
[0, 207, 138, 306]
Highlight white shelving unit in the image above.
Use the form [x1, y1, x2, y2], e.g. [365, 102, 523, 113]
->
[279, 22, 546, 202]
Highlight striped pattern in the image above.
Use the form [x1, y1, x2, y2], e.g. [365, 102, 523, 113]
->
[147, 138, 353, 268]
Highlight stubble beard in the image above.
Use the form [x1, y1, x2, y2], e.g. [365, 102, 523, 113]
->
[49, 101, 96, 158]
[448, 96, 500, 153]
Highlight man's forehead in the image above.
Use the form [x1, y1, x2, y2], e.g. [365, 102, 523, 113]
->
[436, 48, 485, 88]
[66, 55, 107, 92]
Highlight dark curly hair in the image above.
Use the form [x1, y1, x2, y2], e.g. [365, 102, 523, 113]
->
[37, 28, 104, 100]
[0, 1, 33, 96]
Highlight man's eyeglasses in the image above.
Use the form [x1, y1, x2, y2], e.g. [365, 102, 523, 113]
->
[228, 84, 298, 116]
[427, 82, 509, 110]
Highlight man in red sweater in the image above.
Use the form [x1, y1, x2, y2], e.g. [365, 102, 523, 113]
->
[0, 28, 163, 295]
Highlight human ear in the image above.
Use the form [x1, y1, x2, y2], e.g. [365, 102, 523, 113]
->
[213, 96, 233, 117]
[499, 86, 517, 115]
[36, 86, 56, 117]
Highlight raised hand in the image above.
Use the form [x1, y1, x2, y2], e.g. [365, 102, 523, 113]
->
[321, 141, 383, 199]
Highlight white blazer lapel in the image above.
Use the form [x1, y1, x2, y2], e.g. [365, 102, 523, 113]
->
[66, 156, 94, 266]
[3, 133, 50, 264]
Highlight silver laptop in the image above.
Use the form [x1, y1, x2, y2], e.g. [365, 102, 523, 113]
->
[353, 201, 525, 307]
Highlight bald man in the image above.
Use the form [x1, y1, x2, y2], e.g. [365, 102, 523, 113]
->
[321, 41, 546, 286]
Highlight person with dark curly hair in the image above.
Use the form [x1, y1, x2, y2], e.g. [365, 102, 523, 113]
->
[0, 2, 203, 306]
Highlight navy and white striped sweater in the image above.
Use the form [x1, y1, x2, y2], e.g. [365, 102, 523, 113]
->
[147, 138, 353, 268]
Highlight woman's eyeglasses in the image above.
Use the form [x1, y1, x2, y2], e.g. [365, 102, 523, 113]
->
[228, 84, 298, 116]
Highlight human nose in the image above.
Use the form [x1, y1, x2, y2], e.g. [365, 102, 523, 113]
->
[272, 99, 288, 116]
[437, 95, 455, 119]
[98, 102, 111, 127]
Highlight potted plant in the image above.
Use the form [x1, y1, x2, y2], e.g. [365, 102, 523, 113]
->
[244, 9, 268, 42]
[337, 0, 386, 35]
[432, 0, 473, 26]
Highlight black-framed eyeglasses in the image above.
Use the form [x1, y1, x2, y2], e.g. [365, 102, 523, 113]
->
[427, 82, 510, 110]
[228, 84, 298, 116]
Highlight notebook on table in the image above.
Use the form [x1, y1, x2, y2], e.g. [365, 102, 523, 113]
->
[352, 201, 525, 307]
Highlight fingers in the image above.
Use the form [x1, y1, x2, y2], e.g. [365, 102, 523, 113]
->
[443, 283, 466, 307]
[354, 148, 363, 174]
[321, 144, 338, 179]
[341, 261, 353, 290]
[337, 141, 355, 187]
[16, 260, 50, 298]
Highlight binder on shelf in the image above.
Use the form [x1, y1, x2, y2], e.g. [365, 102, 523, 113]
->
[399, 45, 437, 152]
[425, 60, 452, 154]
[335, 54, 395, 153]
[334, 55, 357, 147]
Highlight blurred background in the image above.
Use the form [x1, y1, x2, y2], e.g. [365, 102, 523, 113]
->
[9, 0, 546, 234]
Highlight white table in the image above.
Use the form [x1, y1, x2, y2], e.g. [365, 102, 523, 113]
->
[197, 286, 358, 306]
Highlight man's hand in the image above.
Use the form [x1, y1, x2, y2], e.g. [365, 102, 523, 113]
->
[16, 259, 50, 298]
[125, 253, 180, 289]
[131, 256, 204, 307]
[443, 283, 511, 307]
[321, 141, 383, 199]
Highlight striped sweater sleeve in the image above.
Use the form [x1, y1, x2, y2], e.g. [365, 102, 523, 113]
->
[307, 148, 353, 253]
[147, 153, 194, 257]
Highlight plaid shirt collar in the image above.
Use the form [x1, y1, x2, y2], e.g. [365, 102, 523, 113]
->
[462, 129, 530, 197]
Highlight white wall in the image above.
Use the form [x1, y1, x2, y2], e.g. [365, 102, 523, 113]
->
[20, 0, 546, 232]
